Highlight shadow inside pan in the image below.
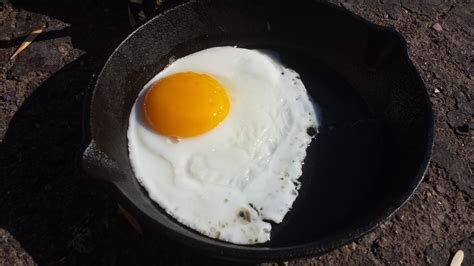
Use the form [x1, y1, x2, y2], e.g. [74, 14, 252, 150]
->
[260, 48, 384, 246]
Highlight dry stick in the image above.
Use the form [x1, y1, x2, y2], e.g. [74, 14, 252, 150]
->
[450, 250, 464, 266]
[10, 26, 45, 60]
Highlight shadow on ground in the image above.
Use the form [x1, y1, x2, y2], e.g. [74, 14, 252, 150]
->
[0, 0, 251, 265]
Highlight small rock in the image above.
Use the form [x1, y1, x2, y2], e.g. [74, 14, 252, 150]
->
[447, 159, 473, 198]
[454, 88, 473, 115]
[435, 184, 445, 194]
[466, 65, 473, 80]
[434, 88, 440, 93]
[437, 213, 445, 223]
[350, 242, 357, 250]
[382, 0, 401, 20]
[432, 23, 443, 32]
[341, 2, 353, 10]
[374, 237, 388, 248]
[359, 232, 377, 246]
[446, 110, 463, 127]
[401, 0, 447, 18]
[432, 138, 453, 170]
[446, 110, 470, 135]
[397, 214, 405, 221]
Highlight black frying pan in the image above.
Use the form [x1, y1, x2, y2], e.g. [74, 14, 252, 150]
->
[82, 0, 433, 262]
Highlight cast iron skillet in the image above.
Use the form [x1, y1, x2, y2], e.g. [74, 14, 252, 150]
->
[82, 0, 433, 262]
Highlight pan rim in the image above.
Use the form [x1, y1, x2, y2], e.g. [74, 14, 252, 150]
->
[85, 0, 435, 261]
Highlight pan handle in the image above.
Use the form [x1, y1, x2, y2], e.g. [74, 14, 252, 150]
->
[82, 140, 124, 182]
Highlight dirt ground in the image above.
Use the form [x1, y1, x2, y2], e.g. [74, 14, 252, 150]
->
[0, 0, 472, 265]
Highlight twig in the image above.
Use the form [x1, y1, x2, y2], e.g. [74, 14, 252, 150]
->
[10, 26, 45, 60]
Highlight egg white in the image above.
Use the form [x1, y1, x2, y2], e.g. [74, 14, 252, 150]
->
[128, 47, 318, 244]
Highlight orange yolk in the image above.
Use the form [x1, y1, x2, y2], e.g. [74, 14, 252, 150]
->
[141, 72, 230, 138]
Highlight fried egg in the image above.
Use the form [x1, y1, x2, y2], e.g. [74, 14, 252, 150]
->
[128, 47, 318, 244]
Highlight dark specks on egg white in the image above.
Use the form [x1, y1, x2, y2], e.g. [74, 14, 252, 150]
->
[249, 203, 263, 218]
[237, 208, 251, 224]
[248, 238, 258, 244]
[307, 126, 317, 137]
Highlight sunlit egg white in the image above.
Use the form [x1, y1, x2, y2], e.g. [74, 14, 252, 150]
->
[127, 46, 319, 244]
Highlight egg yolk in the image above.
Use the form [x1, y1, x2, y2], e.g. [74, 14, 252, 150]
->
[141, 72, 230, 138]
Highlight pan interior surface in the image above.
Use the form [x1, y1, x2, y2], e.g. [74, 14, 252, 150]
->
[87, 0, 433, 259]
